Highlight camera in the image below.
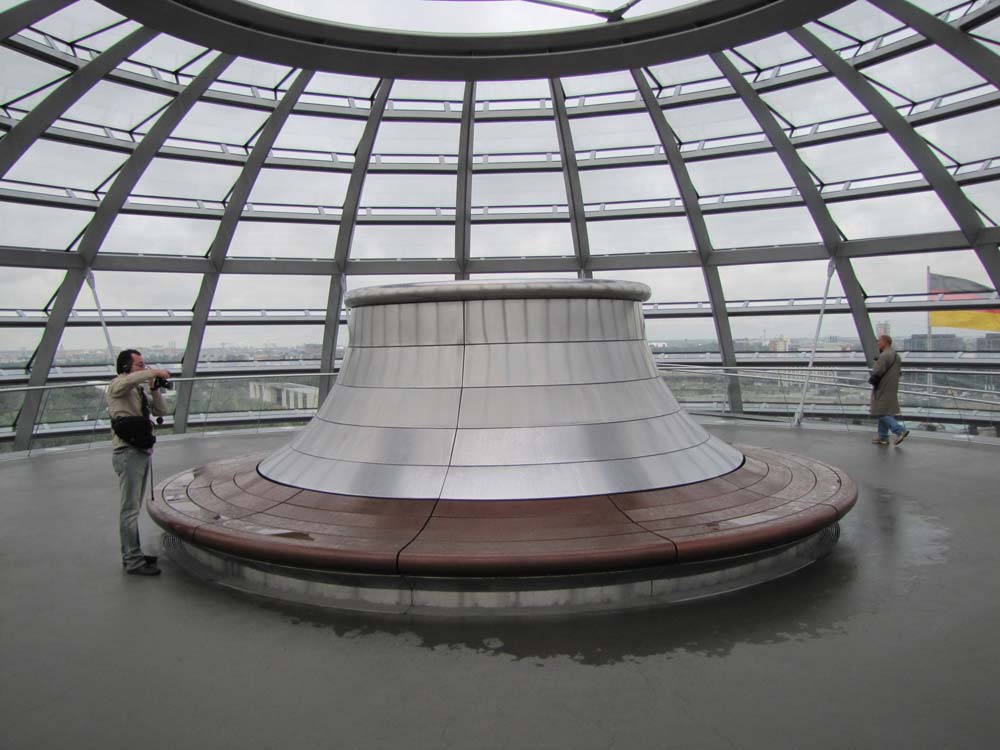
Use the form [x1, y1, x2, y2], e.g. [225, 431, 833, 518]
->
[152, 376, 173, 391]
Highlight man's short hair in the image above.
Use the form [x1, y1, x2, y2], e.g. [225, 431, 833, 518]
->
[880, 334, 893, 346]
[116, 349, 141, 374]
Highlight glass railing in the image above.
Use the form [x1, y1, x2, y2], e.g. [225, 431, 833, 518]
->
[659, 364, 1000, 439]
[2, 365, 998, 455]
[0, 372, 331, 454]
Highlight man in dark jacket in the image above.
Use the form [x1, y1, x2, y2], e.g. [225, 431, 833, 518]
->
[870, 335, 909, 446]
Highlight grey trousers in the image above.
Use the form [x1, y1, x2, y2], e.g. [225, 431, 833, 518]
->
[112, 446, 150, 570]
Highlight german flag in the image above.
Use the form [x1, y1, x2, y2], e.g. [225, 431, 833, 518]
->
[928, 272, 1000, 332]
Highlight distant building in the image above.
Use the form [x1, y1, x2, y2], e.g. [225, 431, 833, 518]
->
[977, 333, 1000, 352]
[905, 333, 966, 351]
[249, 381, 319, 410]
[876, 321, 891, 337]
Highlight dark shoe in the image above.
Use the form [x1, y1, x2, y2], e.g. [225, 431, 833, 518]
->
[894, 429, 910, 445]
[871, 437, 888, 446]
[121, 555, 158, 568]
[126, 562, 161, 576]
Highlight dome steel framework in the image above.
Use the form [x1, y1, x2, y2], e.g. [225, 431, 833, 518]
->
[0, 0, 999, 450]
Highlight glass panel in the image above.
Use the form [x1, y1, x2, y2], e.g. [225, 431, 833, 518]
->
[719, 259, 845, 301]
[0, 47, 67, 106]
[128, 34, 207, 72]
[964, 181, 1000, 226]
[817, 0, 905, 41]
[351, 224, 454, 259]
[688, 152, 794, 196]
[198, 325, 323, 362]
[54, 325, 188, 367]
[595, 267, 708, 302]
[646, 56, 721, 88]
[75, 271, 202, 310]
[916, 107, 1000, 166]
[587, 216, 694, 254]
[215, 58, 293, 89]
[0, 202, 92, 248]
[472, 171, 567, 208]
[373, 120, 460, 156]
[227, 221, 338, 258]
[473, 119, 560, 156]
[733, 33, 809, 69]
[803, 20, 859, 51]
[304, 72, 379, 100]
[560, 71, 636, 97]
[100, 215, 219, 255]
[644, 318, 720, 358]
[344, 273, 454, 293]
[7, 139, 127, 191]
[729, 313, 860, 352]
[468, 271, 577, 281]
[212, 274, 331, 309]
[83, 20, 141, 52]
[972, 17, 1000, 45]
[760, 77, 868, 127]
[249, 168, 350, 208]
[361, 173, 456, 209]
[32, 0, 124, 42]
[475, 79, 550, 103]
[579, 164, 678, 204]
[62, 81, 171, 132]
[390, 79, 465, 103]
[0, 267, 64, 308]
[705, 206, 822, 247]
[852, 249, 992, 295]
[1, 328, 44, 368]
[862, 46, 987, 103]
[827, 192, 959, 238]
[272, 113, 365, 155]
[569, 112, 658, 151]
[470, 222, 574, 257]
[294, 0, 596, 33]
[170, 102, 270, 146]
[132, 157, 240, 201]
[663, 98, 762, 142]
[797, 133, 917, 184]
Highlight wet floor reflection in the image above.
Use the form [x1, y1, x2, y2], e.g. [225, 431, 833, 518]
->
[211, 476, 951, 667]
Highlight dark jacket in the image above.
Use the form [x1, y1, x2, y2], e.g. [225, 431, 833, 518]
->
[870, 346, 902, 416]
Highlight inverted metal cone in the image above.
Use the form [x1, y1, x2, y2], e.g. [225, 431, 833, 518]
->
[259, 279, 743, 500]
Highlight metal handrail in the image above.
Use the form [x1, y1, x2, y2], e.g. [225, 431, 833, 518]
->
[0, 371, 338, 394]
[659, 364, 1000, 409]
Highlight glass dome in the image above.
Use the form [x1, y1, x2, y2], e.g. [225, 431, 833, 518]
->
[1, 0, 998, 448]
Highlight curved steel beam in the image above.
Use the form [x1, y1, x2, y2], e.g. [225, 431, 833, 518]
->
[173, 67, 313, 433]
[550, 78, 591, 278]
[791, 27, 999, 293]
[12, 52, 234, 451]
[871, 0, 1000, 88]
[455, 81, 475, 280]
[320, 80, 392, 398]
[0, 0, 74, 41]
[0, 26, 157, 178]
[711, 51, 878, 362]
[632, 68, 743, 411]
[95, 0, 852, 80]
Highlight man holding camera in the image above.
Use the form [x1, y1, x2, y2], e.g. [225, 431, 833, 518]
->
[106, 349, 170, 576]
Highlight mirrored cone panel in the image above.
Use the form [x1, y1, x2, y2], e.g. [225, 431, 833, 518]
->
[259, 279, 744, 499]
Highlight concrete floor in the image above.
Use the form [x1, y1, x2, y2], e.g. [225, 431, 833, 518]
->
[2, 421, 998, 750]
